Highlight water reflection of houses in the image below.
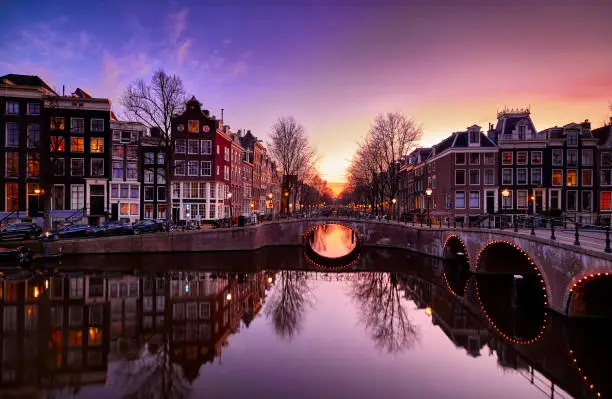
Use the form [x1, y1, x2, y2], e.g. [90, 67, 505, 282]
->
[0, 275, 110, 396]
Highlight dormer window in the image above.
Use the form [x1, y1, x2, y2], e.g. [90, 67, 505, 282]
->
[567, 132, 578, 146]
[469, 131, 479, 145]
[518, 125, 526, 140]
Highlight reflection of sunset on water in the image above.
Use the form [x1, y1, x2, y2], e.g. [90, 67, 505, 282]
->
[309, 224, 357, 258]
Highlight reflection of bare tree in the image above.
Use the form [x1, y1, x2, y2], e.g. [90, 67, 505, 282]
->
[265, 271, 313, 340]
[351, 272, 418, 353]
[116, 333, 191, 399]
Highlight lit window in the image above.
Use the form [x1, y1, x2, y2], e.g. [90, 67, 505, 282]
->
[71, 137, 84, 152]
[188, 120, 199, 133]
[51, 136, 65, 151]
[88, 327, 103, 346]
[601, 192, 612, 211]
[502, 152, 513, 165]
[566, 170, 577, 186]
[516, 152, 527, 165]
[531, 152, 542, 164]
[91, 137, 104, 153]
[552, 170, 563, 186]
[68, 331, 82, 347]
[27, 153, 39, 178]
[51, 117, 65, 131]
[582, 170, 592, 186]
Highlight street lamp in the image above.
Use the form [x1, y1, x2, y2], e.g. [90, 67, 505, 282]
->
[227, 192, 233, 226]
[425, 188, 432, 227]
[501, 189, 510, 229]
[391, 197, 397, 221]
[268, 192, 273, 218]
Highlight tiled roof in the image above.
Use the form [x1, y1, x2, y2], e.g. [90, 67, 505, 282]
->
[0, 73, 56, 94]
[592, 125, 612, 146]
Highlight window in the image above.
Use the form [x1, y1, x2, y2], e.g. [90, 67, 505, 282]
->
[582, 191, 593, 211]
[51, 136, 65, 151]
[157, 169, 166, 184]
[209, 203, 216, 218]
[144, 187, 154, 201]
[54, 158, 65, 176]
[224, 165, 230, 181]
[224, 147, 230, 161]
[502, 168, 513, 185]
[144, 204, 153, 218]
[582, 170, 593, 186]
[566, 170, 577, 186]
[130, 184, 139, 199]
[5, 153, 18, 177]
[217, 145, 220, 155]
[484, 153, 494, 165]
[188, 140, 199, 154]
[502, 190, 513, 209]
[469, 153, 480, 165]
[70, 278, 84, 298]
[91, 119, 104, 132]
[567, 132, 577, 146]
[158, 187, 166, 201]
[70, 118, 85, 133]
[469, 130, 479, 144]
[552, 170, 563, 186]
[188, 161, 199, 176]
[5, 183, 18, 211]
[71, 137, 84, 152]
[455, 153, 465, 165]
[145, 152, 155, 164]
[530, 151, 542, 165]
[469, 191, 479, 209]
[51, 117, 65, 131]
[6, 122, 18, 146]
[120, 184, 129, 198]
[469, 170, 479, 185]
[602, 153, 612, 167]
[112, 130, 121, 141]
[27, 153, 39, 177]
[516, 190, 528, 208]
[111, 184, 119, 198]
[112, 161, 124, 179]
[175, 160, 186, 176]
[531, 168, 542, 185]
[567, 150, 578, 167]
[518, 125, 527, 140]
[113, 144, 124, 159]
[516, 168, 527, 185]
[157, 153, 165, 165]
[175, 139, 186, 153]
[550, 190, 560, 209]
[71, 184, 85, 210]
[517, 152, 527, 165]
[455, 191, 465, 208]
[25, 103, 39, 116]
[552, 149, 563, 165]
[484, 169, 494, 185]
[91, 159, 104, 177]
[201, 140, 212, 155]
[567, 190, 578, 211]
[91, 137, 104, 153]
[71, 158, 84, 176]
[502, 152, 513, 165]
[27, 124, 40, 148]
[188, 120, 199, 133]
[455, 170, 465, 185]
[127, 162, 138, 180]
[601, 170, 612, 186]
[144, 170, 154, 183]
[580, 149, 593, 167]
[601, 192, 612, 211]
[6, 102, 19, 114]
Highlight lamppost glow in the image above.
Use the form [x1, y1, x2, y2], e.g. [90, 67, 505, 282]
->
[226, 292, 232, 301]
[267, 276, 273, 283]
[425, 188, 433, 196]
[425, 306, 432, 316]
[425, 188, 432, 226]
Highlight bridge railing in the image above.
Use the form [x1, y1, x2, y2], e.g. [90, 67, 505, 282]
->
[292, 210, 612, 254]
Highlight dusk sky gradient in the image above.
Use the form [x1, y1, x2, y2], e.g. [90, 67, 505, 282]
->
[1, 0, 611, 183]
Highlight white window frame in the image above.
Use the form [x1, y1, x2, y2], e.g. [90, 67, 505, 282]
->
[582, 169, 593, 187]
[552, 149, 563, 166]
[455, 153, 465, 165]
[530, 151, 543, 165]
[201, 161, 212, 177]
[455, 169, 465, 185]
[566, 169, 578, 187]
[54, 158, 65, 176]
[5, 122, 19, 147]
[502, 189, 513, 209]
[600, 191, 612, 211]
[567, 132, 578, 147]
[455, 191, 465, 209]
[516, 168, 528, 185]
[549, 189, 561, 210]
[188, 139, 199, 155]
[530, 168, 542, 185]
[469, 169, 480, 185]
[469, 153, 480, 165]
[582, 190, 593, 212]
[27, 102, 40, 115]
[552, 169, 563, 187]
[483, 153, 495, 165]
[484, 168, 494, 185]
[566, 190, 578, 211]
[601, 169, 612, 187]
[144, 186, 154, 202]
[502, 151, 513, 165]
[90, 158, 104, 177]
[175, 139, 186, 154]
[6, 101, 19, 115]
[174, 160, 186, 176]
[70, 118, 84, 134]
[502, 168, 513, 185]
[469, 191, 480, 209]
[516, 189, 528, 209]
[201, 140, 212, 155]
[582, 149, 593, 167]
[187, 161, 199, 176]
[516, 151, 528, 165]
[567, 149, 578, 167]
[91, 118, 105, 133]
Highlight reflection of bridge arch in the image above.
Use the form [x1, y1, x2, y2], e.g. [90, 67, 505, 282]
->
[566, 272, 612, 317]
[476, 240, 550, 307]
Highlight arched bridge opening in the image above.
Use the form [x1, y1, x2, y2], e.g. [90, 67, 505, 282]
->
[568, 273, 612, 318]
[303, 223, 360, 269]
[443, 235, 470, 270]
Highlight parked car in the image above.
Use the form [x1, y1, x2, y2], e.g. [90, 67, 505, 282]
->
[50, 224, 94, 240]
[0, 223, 42, 241]
[133, 220, 165, 235]
[91, 221, 133, 237]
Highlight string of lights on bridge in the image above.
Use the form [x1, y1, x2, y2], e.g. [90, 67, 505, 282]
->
[568, 348, 602, 398]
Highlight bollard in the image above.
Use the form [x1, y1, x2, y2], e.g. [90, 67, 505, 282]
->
[550, 220, 556, 240]
[531, 217, 535, 236]
[488, 216, 491, 229]
[606, 226, 611, 253]
[514, 220, 518, 233]
[574, 222, 580, 246]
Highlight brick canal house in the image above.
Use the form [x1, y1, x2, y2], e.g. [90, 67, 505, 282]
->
[139, 133, 166, 221]
[399, 148, 432, 221]
[227, 128, 244, 220]
[539, 121, 597, 224]
[109, 120, 148, 223]
[591, 119, 612, 225]
[487, 109, 546, 220]
[170, 96, 230, 223]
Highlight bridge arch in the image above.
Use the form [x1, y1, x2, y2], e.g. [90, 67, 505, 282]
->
[302, 222, 361, 248]
[566, 272, 612, 317]
[443, 234, 470, 265]
[476, 240, 551, 309]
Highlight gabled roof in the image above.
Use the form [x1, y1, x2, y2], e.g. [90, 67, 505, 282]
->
[72, 87, 92, 99]
[540, 121, 593, 140]
[494, 115, 538, 137]
[592, 124, 612, 146]
[0, 73, 57, 94]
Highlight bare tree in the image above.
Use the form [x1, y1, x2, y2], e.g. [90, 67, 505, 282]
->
[351, 272, 418, 353]
[265, 271, 313, 340]
[267, 117, 318, 214]
[120, 69, 187, 223]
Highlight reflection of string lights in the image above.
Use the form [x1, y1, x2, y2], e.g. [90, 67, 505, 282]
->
[303, 252, 361, 271]
[442, 271, 459, 297]
[569, 272, 610, 294]
[568, 348, 602, 398]
[425, 306, 432, 316]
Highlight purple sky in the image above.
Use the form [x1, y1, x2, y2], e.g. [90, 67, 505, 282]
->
[1, 0, 611, 182]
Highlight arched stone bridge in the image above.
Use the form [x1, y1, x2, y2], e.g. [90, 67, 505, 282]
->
[48, 217, 612, 316]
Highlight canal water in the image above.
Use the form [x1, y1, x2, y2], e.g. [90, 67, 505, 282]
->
[0, 224, 608, 398]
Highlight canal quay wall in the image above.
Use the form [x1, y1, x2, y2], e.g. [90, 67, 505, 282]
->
[44, 218, 612, 316]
